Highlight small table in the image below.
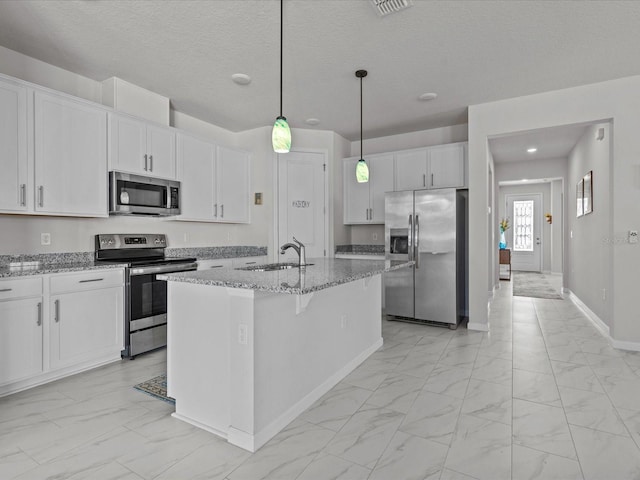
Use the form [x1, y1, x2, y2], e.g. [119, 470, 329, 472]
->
[499, 249, 511, 281]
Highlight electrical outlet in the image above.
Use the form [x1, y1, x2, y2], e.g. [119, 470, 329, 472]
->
[372, 233, 378, 241]
[238, 324, 248, 345]
[40, 233, 51, 246]
[602, 288, 607, 301]
[629, 230, 638, 244]
[183, 233, 188, 243]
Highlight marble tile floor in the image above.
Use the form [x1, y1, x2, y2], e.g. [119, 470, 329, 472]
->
[4, 281, 640, 479]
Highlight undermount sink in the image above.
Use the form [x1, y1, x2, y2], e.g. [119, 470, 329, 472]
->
[237, 262, 313, 272]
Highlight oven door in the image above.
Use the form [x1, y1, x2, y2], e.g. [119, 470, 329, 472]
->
[126, 262, 197, 357]
[128, 262, 197, 331]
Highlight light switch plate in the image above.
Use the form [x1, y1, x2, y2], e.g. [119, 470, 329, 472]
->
[41, 233, 51, 246]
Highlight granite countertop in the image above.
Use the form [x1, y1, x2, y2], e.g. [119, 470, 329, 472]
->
[335, 245, 384, 256]
[158, 258, 413, 295]
[0, 262, 125, 278]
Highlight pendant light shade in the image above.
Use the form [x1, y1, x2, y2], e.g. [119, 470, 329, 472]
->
[355, 69, 369, 183]
[356, 158, 369, 183]
[273, 116, 291, 153]
[272, 0, 291, 153]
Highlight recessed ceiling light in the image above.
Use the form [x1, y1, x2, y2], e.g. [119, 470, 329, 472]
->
[305, 118, 320, 126]
[418, 92, 437, 101]
[527, 147, 537, 153]
[231, 73, 251, 85]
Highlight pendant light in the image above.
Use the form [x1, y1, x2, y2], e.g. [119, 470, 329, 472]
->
[272, 0, 291, 153]
[355, 69, 369, 183]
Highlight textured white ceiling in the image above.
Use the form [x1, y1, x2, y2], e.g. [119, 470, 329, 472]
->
[0, 0, 639, 141]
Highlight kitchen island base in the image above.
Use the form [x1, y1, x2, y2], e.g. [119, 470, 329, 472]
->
[166, 274, 382, 452]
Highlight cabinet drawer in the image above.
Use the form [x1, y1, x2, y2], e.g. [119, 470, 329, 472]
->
[232, 256, 268, 268]
[197, 259, 233, 270]
[50, 269, 123, 294]
[0, 277, 42, 301]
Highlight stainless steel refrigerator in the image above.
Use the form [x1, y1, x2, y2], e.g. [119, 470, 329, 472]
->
[384, 188, 467, 326]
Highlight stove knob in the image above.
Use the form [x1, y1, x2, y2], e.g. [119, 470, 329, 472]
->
[107, 239, 114, 245]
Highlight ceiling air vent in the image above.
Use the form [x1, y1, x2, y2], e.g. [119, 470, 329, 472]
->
[371, 0, 413, 16]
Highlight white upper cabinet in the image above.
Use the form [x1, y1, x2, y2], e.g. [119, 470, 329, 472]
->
[395, 149, 428, 191]
[177, 135, 250, 224]
[109, 113, 176, 179]
[177, 134, 216, 221]
[395, 143, 466, 191]
[428, 143, 466, 188]
[216, 146, 250, 223]
[34, 91, 108, 217]
[0, 79, 29, 213]
[344, 154, 394, 224]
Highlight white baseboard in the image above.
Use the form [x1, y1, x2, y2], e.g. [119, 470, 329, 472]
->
[565, 290, 610, 337]
[611, 339, 640, 352]
[565, 290, 640, 351]
[227, 338, 384, 452]
[468, 322, 489, 332]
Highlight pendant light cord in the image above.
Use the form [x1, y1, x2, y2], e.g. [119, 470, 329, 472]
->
[279, 0, 283, 117]
[360, 75, 363, 159]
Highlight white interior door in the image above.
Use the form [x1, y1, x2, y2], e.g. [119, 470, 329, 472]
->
[507, 193, 542, 272]
[277, 150, 327, 262]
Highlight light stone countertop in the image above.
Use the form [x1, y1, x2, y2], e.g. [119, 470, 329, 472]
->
[158, 257, 413, 295]
[0, 262, 125, 278]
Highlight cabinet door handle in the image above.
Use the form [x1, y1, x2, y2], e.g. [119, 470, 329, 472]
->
[20, 184, 26, 206]
[54, 299, 60, 323]
[210, 265, 223, 269]
[38, 186, 44, 207]
[214, 204, 218, 217]
[0, 288, 12, 293]
[431, 173, 434, 187]
[144, 154, 148, 171]
[423, 174, 426, 187]
[149, 155, 153, 172]
[79, 278, 104, 283]
[221, 205, 224, 218]
[37, 302, 42, 326]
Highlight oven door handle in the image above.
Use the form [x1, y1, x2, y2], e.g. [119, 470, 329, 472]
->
[129, 263, 198, 276]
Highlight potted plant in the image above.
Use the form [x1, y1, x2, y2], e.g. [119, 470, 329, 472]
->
[499, 218, 510, 249]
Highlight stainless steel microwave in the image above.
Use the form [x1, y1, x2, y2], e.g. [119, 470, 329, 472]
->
[109, 171, 180, 216]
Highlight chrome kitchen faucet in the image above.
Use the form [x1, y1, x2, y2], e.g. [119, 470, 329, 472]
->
[280, 236, 307, 268]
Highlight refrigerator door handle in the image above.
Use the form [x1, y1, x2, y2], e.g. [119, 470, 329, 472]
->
[408, 214, 413, 261]
[414, 214, 420, 269]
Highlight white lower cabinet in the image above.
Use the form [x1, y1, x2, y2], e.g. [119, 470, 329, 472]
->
[0, 269, 124, 397]
[0, 297, 43, 386]
[231, 256, 268, 268]
[49, 287, 123, 371]
[197, 259, 233, 271]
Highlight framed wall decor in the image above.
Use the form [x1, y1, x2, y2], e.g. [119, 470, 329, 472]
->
[583, 170, 593, 215]
[576, 178, 584, 217]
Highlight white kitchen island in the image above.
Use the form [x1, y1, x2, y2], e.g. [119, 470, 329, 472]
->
[159, 258, 412, 452]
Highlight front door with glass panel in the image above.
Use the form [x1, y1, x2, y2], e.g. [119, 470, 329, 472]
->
[507, 193, 542, 272]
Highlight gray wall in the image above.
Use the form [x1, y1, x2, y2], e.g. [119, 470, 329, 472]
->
[567, 123, 612, 326]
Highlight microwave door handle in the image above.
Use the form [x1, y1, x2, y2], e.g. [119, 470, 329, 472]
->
[164, 186, 169, 208]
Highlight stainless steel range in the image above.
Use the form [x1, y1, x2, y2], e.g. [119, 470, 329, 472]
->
[95, 234, 197, 358]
